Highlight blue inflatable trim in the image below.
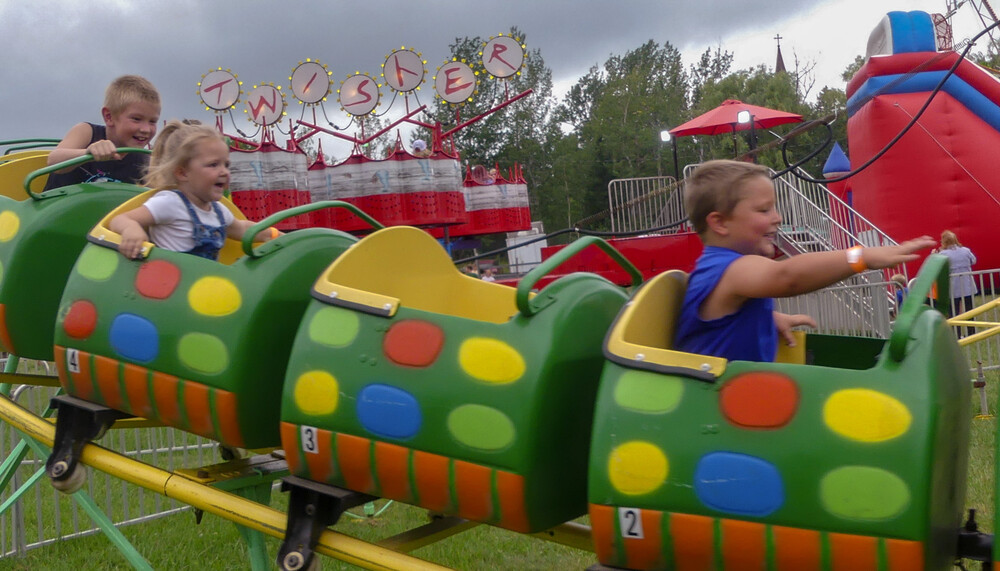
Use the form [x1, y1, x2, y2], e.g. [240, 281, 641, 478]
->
[847, 70, 1000, 135]
[887, 11, 936, 55]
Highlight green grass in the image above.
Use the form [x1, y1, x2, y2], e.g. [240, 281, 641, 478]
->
[1, 495, 594, 570]
[963, 371, 997, 534]
[1, 369, 999, 570]
[0, 416, 224, 557]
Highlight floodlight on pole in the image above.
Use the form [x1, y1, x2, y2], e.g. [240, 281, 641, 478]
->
[662, 128, 679, 181]
[736, 110, 757, 157]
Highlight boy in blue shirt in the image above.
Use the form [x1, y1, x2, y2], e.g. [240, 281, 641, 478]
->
[675, 159, 934, 362]
[44, 75, 160, 190]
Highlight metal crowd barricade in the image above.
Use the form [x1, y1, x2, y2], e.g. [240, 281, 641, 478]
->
[0, 369, 217, 561]
[606, 176, 687, 234]
[775, 273, 895, 340]
[775, 269, 1000, 373]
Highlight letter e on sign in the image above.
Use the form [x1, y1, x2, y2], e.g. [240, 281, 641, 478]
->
[434, 61, 476, 104]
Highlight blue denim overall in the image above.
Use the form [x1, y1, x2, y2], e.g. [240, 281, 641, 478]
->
[173, 191, 227, 260]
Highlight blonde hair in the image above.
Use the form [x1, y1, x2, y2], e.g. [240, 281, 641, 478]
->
[144, 120, 228, 189]
[104, 75, 160, 115]
[684, 159, 771, 235]
[941, 230, 960, 249]
[890, 274, 907, 288]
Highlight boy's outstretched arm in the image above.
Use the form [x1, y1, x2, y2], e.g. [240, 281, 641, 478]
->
[110, 207, 155, 259]
[707, 236, 937, 318]
[47, 123, 121, 172]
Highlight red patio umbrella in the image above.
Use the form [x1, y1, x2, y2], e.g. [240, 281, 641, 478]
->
[669, 99, 803, 137]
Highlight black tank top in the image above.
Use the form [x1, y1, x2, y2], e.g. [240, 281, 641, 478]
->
[43, 123, 148, 190]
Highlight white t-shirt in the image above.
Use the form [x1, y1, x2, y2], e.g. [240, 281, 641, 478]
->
[143, 190, 235, 253]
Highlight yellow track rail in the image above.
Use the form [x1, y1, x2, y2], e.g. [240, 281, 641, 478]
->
[0, 393, 450, 571]
[948, 298, 1000, 346]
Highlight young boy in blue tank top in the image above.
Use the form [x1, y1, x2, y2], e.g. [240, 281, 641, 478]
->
[675, 160, 935, 362]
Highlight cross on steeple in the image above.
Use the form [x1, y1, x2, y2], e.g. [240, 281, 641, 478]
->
[774, 34, 786, 74]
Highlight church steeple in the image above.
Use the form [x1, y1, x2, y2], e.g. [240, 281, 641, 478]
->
[775, 34, 787, 73]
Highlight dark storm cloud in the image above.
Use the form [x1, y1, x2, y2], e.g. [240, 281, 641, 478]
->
[2, 0, 824, 141]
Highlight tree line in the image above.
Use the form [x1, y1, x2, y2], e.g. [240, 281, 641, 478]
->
[415, 27, 859, 245]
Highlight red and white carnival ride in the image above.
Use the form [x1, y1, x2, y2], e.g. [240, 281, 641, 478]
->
[197, 40, 536, 242]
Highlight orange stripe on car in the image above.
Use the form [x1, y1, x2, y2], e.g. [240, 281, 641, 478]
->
[624, 509, 663, 570]
[454, 460, 493, 522]
[93, 354, 122, 410]
[151, 371, 181, 426]
[373, 441, 411, 502]
[720, 519, 765, 570]
[413, 449, 451, 512]
[182, 381, 213, 438]
[122, 362, 152, 418]
[670, 512, 714, 571]
[772, 525, 821, 571]
[303, 427, 334, 483]
[212, 388, 243, 448]
[829, 532, 877, 571]
[336, 433, 374, 493]
[496, 471, 529, 533]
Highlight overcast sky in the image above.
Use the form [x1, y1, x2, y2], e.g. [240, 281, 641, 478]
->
[1, 0, 986, 159]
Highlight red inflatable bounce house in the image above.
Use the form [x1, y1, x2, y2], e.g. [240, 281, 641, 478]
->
[847, 10, 1000, 273]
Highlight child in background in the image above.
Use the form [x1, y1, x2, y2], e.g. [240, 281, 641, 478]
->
[45, 75, 161, 190]
[411, 139, 432, 158]
[110, 121, 279, 261]
[675, 160, 935, 362]
[890, 273, 909, 316]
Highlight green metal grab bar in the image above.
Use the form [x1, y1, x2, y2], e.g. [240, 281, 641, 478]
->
[241, 201, 384, 258]
[23, 148, 150, 200]
[516, 236, 641, 317]
[889, 254, 949, 362]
